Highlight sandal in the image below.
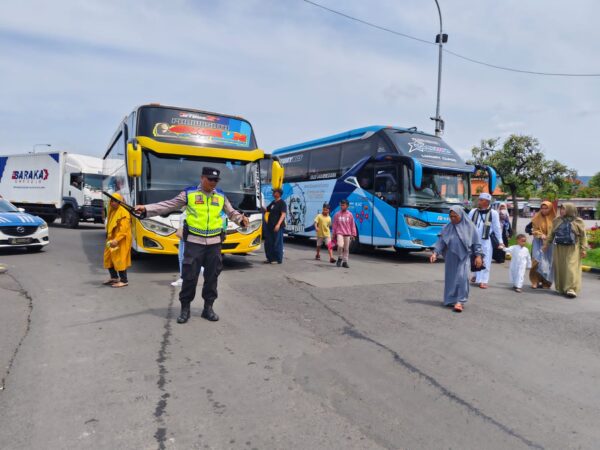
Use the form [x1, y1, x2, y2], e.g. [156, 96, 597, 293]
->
[103, 278, 119, 285]
[112, 281, 129, 288]
[453, 303, 463, 313]
[479, 283, 488, 289]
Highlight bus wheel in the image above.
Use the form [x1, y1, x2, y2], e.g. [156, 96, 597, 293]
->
[349, 235, 362, 254]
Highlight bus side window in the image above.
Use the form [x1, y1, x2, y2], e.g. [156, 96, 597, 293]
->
[308, 145, 340, 179]
[281, 150, 309, 182]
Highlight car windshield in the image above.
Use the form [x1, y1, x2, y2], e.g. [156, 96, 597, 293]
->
[404, 168, 470, 208]
[0, 199, 19, 213]
[139, 151, 260, 212]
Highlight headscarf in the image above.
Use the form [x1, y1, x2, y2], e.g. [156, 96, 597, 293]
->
[552, 202, 586, 240]
[498, 203, 510, 221]
[441, 205, 478, 253]
[531, 200, 555, 235]
[106, 193, 130, 235]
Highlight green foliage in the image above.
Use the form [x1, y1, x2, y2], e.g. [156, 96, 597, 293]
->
[470, 134, 576, 230]
[582, 248, 600, 269]
[574, 186, 600, 198]
[597, 202, 600, 220]
[589, 172, 600, 189]
[587, 228, 600, 248]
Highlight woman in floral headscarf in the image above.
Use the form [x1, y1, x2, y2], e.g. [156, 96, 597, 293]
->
[544, 203, 588, 298]
[103, 193, 132, 287]
[530, 200, 556, 289]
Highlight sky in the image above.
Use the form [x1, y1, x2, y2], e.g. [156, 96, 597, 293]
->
[0, 0, 599, 174]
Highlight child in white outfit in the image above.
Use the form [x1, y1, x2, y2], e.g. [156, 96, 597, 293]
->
[503, 234, 532, 292]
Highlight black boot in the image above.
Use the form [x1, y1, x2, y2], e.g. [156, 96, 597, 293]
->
[177, 303, 191, 324]
[201, 304, 219, 322]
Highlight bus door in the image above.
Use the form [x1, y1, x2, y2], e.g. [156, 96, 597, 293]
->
[354, 163, 375, 245]
[372, 164, 399, 246]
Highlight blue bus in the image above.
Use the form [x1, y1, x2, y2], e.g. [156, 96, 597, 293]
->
[263, 126, 496, 253]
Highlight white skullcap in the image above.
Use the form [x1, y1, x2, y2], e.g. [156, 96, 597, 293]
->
[479, 192, 492, 201]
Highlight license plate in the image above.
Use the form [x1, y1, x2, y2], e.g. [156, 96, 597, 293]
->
[9, 238, 32, 245]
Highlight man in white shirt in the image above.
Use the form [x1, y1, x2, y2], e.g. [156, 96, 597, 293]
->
[468, 192, 504, 289]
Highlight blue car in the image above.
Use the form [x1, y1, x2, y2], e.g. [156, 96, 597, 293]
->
[0, 198, 49, 252]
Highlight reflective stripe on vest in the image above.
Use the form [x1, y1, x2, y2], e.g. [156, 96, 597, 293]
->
[185, 190, 225, 237]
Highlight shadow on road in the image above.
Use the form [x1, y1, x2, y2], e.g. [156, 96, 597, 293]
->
[283, 236, 432, 264]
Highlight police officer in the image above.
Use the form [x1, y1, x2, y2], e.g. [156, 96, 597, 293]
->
[135, 167, 249, 324]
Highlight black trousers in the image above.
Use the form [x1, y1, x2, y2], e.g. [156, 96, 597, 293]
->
[180, 241, 222, 307]
[108, 268, 128, 283]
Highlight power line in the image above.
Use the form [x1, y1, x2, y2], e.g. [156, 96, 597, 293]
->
[302, 0, 600, 78]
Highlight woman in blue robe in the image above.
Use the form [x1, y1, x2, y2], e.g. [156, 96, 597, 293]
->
[430, 206, 483, 312]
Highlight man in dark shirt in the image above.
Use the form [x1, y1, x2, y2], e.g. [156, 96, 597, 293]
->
[263, 188, 287, 264]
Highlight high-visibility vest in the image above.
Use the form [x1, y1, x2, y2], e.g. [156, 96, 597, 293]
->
[185, 189, 225, 237]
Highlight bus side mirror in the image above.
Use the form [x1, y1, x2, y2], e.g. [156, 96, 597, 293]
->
[126, 139, 142, 178]
[412, 158, 423, 190]
[271, 159, 284, 190]
[487, 166, 497, 193]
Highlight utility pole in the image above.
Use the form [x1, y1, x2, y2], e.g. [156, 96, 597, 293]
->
[431, 0, 447, 136]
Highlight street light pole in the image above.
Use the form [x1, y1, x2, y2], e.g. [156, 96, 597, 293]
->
[32, 143, 51, 154]
[431, 0, 447, 137]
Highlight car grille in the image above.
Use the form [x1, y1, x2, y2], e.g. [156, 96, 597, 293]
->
[1, 226, 38, 237]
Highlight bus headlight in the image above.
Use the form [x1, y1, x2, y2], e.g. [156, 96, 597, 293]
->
[236, 219, 262, 235]
[140, 219, 176, 236]
[405, 216, 429, 228]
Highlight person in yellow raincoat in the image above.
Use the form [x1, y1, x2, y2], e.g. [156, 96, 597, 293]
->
[103, 193, 132, 288]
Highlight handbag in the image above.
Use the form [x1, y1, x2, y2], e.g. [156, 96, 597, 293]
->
[471, 254, 485, 272]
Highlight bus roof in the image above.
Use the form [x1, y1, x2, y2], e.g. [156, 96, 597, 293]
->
[273, 125, 474, 173]
[273, 125, 435, 154]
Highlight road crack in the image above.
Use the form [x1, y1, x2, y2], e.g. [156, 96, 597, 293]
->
[287, 277, 545, 450]
[0, 274, 33, 391]
[153, 286, 175, 449]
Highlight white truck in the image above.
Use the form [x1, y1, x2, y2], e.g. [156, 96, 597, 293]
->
[0, 152, 105, 228]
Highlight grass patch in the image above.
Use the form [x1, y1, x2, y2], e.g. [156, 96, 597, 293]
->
[583, 247, 600, 269]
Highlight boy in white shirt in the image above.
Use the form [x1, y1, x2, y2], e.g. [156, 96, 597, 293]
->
[503, 234, 532, 292]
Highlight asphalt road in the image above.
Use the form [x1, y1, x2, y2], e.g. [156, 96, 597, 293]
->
[1, 224, 599, 450]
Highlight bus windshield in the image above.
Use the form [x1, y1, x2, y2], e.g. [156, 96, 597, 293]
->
[405, 168, 469, 208]
[137, 106, 257, 150]
[139, 151, 259, 212]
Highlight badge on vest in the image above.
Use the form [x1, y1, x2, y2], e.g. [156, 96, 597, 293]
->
[195, 195, 205, 204]
[211, 197, 220, 206]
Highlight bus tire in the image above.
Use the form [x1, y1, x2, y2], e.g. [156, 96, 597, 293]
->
[62, 207, 79, 228]
[349, 234, 362, 254]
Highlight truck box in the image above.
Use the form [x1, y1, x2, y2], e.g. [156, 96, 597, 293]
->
[0, 152, 105, 227]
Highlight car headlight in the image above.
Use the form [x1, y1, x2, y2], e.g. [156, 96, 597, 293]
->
[236, 219, 262, 235]
[405, 216, 429, 228]
[140, 219, 176, 236]
[38, 222, 48, 230]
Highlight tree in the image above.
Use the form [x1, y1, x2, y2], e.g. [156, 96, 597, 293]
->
[471, 134, 576, 231]
[537, 160, 578, 200]
[588, 171, 600, 189]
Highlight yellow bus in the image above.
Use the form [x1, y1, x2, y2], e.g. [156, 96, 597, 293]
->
[103, 104, 283, 256]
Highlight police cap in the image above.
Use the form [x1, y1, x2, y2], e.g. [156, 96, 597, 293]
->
[202, 167, 221, 180]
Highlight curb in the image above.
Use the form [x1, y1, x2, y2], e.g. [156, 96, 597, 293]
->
[582, 265, 600, 274]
